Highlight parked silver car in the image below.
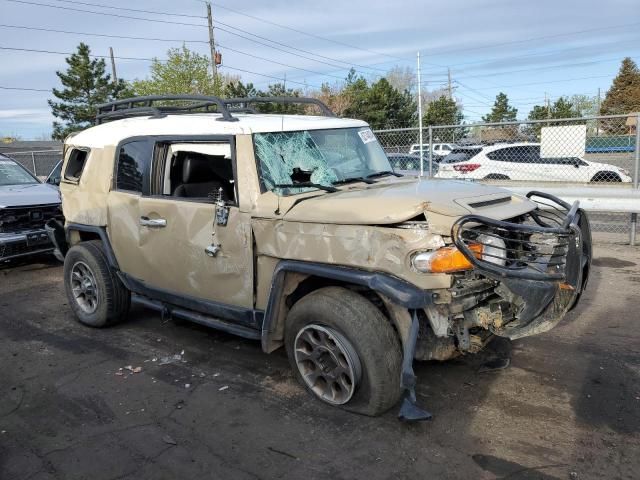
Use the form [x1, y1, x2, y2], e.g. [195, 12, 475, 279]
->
[0, 154, 62, 261]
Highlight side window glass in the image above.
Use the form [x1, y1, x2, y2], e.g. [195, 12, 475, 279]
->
[116, 140, 152, 194]
[487, 148, 507, 161]
[64, 149, 89, 181]
[526, 146, 541, 163]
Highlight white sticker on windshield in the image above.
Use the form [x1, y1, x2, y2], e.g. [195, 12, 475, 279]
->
[357, 128, 376, 144]
[0, 160, 13, 165]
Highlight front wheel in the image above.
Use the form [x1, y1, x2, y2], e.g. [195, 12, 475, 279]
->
[285, 287, 402, 416]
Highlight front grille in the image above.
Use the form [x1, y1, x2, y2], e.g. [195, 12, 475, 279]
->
[453, 192, 581, 281]
[0, 240, 52, 259]
[0, 204, 62, 233]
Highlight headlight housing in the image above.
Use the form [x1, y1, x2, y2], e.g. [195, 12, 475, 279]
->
[476, 233, 507, 266]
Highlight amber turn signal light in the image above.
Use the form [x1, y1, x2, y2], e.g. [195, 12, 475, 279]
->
[411, 244, 483, 273]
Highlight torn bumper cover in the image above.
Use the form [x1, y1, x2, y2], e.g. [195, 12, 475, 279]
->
[452, 191, 592, 340]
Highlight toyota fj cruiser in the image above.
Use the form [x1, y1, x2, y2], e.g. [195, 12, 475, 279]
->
[47, 95, 592, 420]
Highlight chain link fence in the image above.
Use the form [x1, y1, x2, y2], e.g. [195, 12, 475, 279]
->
[375, 114, 640, 244]
[4, 150, 63, 178]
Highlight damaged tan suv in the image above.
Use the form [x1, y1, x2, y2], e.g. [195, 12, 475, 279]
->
[47, 95, 592, 420]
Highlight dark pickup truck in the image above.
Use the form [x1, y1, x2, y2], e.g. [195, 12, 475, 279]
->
[0, 154, 62, 262]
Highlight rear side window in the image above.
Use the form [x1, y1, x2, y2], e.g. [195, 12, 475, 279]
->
[64, 149, 89, 181]
[442, 148, 481, 163]
[116, 140, 152, 194]
[488, 146, 540, 163]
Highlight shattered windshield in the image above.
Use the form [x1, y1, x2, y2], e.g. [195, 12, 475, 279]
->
[0, 159, 39, 186]
[254, 127, 392, 195]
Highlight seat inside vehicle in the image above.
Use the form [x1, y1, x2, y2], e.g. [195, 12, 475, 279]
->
[164, 144, 235, 202]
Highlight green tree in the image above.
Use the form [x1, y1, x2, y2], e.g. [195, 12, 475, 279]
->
[482, 92, 518, 122]
[48, 42, 129, 140]
[223, 80, 257, 99]
[344, 77, 416, 129]
[423, 96, 463, 126]
[131, 45, 235, 97]
[422, 96, 466, 141]
[569, 94, 598, 117]
[526, 96, 581, 136]
[254, 83, 305, 114]
[601, 57, 640, 115]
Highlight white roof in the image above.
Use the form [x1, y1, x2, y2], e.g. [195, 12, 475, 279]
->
[68, 113, 369, 148]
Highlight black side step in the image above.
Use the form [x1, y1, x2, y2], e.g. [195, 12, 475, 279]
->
[132, 294, 261, 340]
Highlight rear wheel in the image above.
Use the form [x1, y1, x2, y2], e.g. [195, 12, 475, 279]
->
[483, 174, 510, 180]
[285, 287, 402, 416]
[64, 240, 130, 327]
[591, 171, 621, 182]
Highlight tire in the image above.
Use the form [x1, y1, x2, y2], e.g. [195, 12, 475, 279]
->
[590, 171, 621, 182]
[483, 174, 510, 180]
[63, 240, 130, 327]
[284, 286, 402, 416]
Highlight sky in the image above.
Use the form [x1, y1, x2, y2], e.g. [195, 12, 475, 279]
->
[1, 0, 639, 139]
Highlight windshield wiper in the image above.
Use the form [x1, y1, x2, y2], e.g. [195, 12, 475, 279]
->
[332, 176, 377, 185]
[366, 170, 403, 179]
[275, 182, 338, 193]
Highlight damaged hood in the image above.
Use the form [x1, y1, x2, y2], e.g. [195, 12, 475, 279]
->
[0, 183, 61, 208]
[282, 178, 536, 226]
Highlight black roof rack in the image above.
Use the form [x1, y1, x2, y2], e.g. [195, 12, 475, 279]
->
[95, 95, 335, 125]
[223, 97, 336, 117]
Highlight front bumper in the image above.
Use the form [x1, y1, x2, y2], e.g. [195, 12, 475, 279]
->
[451, 191, 592, 339]
[0, 229, 54, 261]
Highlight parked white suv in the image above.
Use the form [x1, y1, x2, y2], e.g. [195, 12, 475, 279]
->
[409, 143, 455, 157]
[435, 143, 632, 183]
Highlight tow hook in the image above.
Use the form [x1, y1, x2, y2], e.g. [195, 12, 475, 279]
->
[398, 310, 433, 422]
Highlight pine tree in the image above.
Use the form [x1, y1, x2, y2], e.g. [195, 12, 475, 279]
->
[482, 92, 518, 122]
[601, 57, 640, 115]
[48, 43, 129, 140]
[423, 96, 463, 126]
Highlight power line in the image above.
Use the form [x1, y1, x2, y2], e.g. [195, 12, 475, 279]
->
[465, 74, 614, 91]
[209, 1, 421, 64]
[217, 43, 346, 81]
[6, 0, 394, 79]
[215, 65, 321, 89]
[214, 19, 391, 74]
[0, 85, 50, 92]
[5, 0, 208, 27]
[452, 57, 635, 82]
[0, 23, 355, 83]
[454, 80, 495, 102]
[0, 23, 208, 43]
[46, 0, 206, 18]
[425, 21, 640, 57]
[0, 45, 159, 61]
[0, 45, 323, 89]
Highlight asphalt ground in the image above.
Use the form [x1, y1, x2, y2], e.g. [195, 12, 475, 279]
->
[0, 243, 639, 480]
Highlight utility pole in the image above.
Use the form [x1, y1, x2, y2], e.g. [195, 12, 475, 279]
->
[545, 92, 551, 126]
[417, 52, 424, 177]
[206, 2, 217, 78]
[596, 87, 601, 136]
[109, 47, 117, 84]
[447, 68, 452, 100]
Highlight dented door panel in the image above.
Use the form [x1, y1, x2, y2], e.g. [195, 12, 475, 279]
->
[136, 197, 254, 308]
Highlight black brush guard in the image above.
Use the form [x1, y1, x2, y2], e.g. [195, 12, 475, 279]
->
[451, 191, 592, 339]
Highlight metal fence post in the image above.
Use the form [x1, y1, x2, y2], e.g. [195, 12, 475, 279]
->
[631, 113, 640, 246]
[634, 113, 640, 190]
[30, 152, 37, 176]
[428, 126, 433, 178]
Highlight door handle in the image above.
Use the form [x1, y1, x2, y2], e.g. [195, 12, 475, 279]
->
[140, 216, 167, 228]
